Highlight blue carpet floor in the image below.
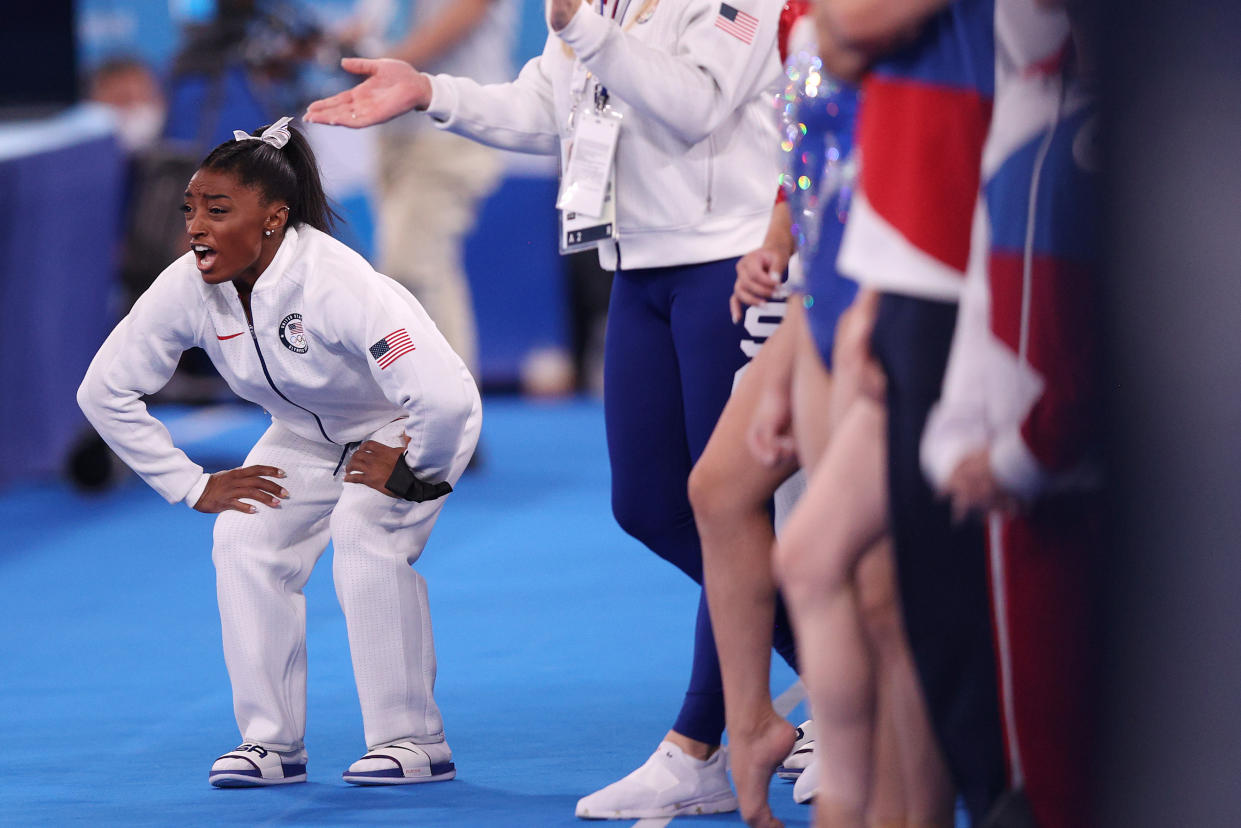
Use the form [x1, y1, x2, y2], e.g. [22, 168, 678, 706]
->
[0, 397, 809, 827]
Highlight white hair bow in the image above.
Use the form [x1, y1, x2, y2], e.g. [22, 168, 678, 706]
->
[233, 116, 294, 149]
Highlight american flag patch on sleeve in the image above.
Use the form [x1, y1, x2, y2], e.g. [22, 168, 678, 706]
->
[369, 328, 416, 369]
[715, 3, 758, 44]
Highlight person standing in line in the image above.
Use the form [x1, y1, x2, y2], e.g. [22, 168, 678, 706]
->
[78, 118, 481, 788]
[922, 2, 1102, 823]
[306, 0, 796, 818]
[707, 9, 955, 825]
[774, 0, 1009, 824]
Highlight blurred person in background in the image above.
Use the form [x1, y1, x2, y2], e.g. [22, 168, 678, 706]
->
[164, 0, 335, 149]
[70, 56, 194, 490]
[164, 0, 273, 149]
[922, 1, 1102, 824]
[87, 56, 198, 309]
[306, 0, 798, 818]
[563, 248, 613, 396]
[88, 56, 167, 155]
[338, 0, 515, 386]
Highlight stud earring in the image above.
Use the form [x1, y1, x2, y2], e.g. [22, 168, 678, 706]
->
[265, 229, 273, 237]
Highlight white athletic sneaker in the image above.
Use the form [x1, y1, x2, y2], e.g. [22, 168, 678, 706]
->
[209, 743, 307, 787]
[575, 741, 739, 820]
[341, 739, 456, 785]
[777, 719, 815, 779]
[792, 755, 818, 804]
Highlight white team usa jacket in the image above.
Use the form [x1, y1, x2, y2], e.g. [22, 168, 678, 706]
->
[424, 0, 783, 271]
[78, 225, 481, 507]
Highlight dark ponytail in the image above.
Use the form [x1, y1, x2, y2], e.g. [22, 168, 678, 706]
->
[198, 119, 341, 233]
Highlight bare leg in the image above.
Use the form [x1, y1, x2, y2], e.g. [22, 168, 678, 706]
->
[691, 317, 801, 828]
[862, 553, 908, 826]
[767, 285, 954, 826]
[775, 397, 888, 828]
[857, 543, 955, 828]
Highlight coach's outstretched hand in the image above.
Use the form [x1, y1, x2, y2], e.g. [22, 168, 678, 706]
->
[304, 58, 432, 128]
[194, 466, 288, 514]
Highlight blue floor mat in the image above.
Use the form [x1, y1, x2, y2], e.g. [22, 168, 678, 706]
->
[0, 397, 812, 827]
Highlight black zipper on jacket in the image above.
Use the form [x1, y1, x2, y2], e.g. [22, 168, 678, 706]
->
[247, 322, 335, 444]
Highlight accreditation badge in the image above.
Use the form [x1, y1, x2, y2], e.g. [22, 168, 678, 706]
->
[557, 107, 621, 219]
[559, 171, 617, 254]
[557, 78, 622, 255]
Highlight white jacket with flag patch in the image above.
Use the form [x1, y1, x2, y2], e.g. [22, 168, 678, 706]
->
[423, 0, 783, 271]
[77, 225, 481, 507]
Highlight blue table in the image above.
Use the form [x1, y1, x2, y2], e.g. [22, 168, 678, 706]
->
[0, 105, 125, 491]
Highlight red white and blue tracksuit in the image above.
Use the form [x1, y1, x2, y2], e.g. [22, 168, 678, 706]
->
[923, 3, 1101, 823]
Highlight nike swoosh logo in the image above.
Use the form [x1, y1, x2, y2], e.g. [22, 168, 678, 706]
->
[217, 332, 245, 340]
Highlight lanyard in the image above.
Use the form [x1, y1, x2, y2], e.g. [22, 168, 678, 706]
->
[601, 0, 633, 20]
[600, 0, 658, 27]
[589, 0, 658, 109]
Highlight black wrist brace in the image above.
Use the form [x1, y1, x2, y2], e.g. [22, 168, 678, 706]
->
[384, 458, 453, 502]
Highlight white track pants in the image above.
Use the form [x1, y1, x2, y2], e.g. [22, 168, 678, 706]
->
[211, 416, 476, 752]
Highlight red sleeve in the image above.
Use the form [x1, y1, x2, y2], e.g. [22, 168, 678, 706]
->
[779, 0, 811, 63]
[1017, 257, 1101, 472]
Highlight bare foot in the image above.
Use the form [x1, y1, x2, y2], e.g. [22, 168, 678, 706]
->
[729, 707, 796, 828]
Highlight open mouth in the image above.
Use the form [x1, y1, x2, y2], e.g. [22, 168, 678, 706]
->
[192, 244, 218, 272]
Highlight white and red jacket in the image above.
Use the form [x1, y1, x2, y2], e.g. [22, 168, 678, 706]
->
[78, 225, 481, 507]
[921, 0, 1099, 499]
[836, 0, 996, 301]
[423, 0, 783, 271]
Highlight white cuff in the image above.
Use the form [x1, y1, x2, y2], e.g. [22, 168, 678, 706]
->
[182, 473, 210, 509]
[989, 426, 1047, 501]
[556, 2, 613, 62]
[424, 75, 458, 125]
[921, 431, 987, 493]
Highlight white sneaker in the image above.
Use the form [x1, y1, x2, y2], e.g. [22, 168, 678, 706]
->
[792, 755, 818, 804]
[209, 743, 307, 787]
[575, 741, 738, 820]
[777, 719, 815, 779]
[342, 739, 456, 785]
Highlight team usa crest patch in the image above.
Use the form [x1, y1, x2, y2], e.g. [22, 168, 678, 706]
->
[279, 313, 308, 353]
[369, 329, 416, 370]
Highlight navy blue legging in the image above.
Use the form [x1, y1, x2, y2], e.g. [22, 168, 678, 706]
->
[603, 256, 799, 745]
[871, 294, 1006, 823]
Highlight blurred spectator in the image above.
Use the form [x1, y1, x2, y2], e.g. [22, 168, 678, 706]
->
[88, 56, 167, 153]
[86, 57, 190, 301]
[563, 249, 612, 395]
[69, 56, 204, 490]
[164, 0, 332, 150]
[340, 0, 516, 383]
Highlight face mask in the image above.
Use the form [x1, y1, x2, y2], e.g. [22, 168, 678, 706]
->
[114, 103, 166, 153]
